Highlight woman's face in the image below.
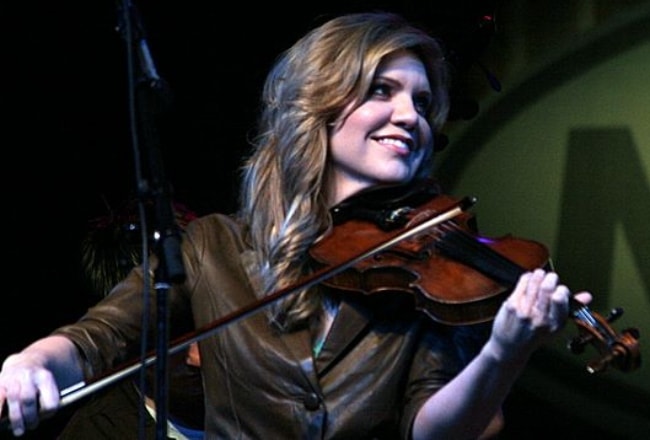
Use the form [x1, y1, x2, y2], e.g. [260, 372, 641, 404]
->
[328, 49, 434, 204]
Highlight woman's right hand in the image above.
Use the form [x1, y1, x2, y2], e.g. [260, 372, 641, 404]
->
[0, 334, 83, 438]
[0, 350, 61, 437]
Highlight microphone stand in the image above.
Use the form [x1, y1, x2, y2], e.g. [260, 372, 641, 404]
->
[116, 2, 186, 439]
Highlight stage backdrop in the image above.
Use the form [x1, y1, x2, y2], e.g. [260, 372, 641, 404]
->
[436, 5, 650, 438]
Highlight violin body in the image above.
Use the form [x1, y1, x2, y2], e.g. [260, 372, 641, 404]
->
[311, 181, 548, 324]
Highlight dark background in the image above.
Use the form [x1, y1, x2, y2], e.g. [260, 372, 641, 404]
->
[1, 1, 613, 438]
[3, 0, 496, 342]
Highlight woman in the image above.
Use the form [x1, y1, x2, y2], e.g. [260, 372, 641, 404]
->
[0, 11, 589, 439]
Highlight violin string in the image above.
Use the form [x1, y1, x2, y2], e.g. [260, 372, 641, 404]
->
[435, 222, 524, 286]
[436, 222, 617, 347]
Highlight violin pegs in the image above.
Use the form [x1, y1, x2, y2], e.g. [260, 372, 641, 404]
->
[567, 333, 591, 354]
[625, 327, 641, 339]
[605, 307, 624, 323]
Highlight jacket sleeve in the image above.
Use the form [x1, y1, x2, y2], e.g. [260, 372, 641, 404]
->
[399, 320, 492, 438]
[52, 233, 198, 381]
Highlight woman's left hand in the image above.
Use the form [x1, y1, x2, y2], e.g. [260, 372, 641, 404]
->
[485, 269, 591, 365]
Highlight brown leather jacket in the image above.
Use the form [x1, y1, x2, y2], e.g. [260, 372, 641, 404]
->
[55, 213, 488, 439]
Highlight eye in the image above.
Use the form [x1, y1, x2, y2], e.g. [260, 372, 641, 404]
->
[368, 82, 392, 99]
[367, 81, 432, 117]
[413, 92, 432, 116]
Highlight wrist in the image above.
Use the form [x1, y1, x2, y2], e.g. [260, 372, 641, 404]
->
[480, 339, 531, 369]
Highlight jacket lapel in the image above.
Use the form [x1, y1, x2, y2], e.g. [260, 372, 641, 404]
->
[314, 298, 373, 375]
[280, 326, 320, 386]
[278, 296, 374, 385]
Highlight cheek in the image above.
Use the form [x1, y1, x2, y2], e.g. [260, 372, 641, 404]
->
[330, 107, 379, 149]
[344, 103, 390, 133]
[419, 122, 434, 151]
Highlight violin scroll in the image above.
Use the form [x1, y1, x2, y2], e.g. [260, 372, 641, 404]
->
[568, 303, 641, 373]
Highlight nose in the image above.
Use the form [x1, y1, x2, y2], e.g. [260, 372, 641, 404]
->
[391, 94, 419, 129]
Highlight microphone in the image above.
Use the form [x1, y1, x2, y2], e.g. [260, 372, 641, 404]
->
[115, 0, 161, 83]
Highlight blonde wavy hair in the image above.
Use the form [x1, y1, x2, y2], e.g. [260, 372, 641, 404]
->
[238, 11, 450, 331]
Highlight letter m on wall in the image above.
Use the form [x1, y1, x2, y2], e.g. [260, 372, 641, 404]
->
[555, 127, 650, 311]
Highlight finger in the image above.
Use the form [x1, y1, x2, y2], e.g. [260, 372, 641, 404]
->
[0, 386, 6, 417]
[535, 271, 560, 312]
[6, 394, 26, 437]
[6, 373, 45, 434]
[34, 370, 59, 415]
[20, 396, 40, 430]
[520, 269, 546, 315]
[508, 271, 533, 309]
[548, 284, 571, 331]
[16, 378, 42, 432]
[573, 291, 592, 306]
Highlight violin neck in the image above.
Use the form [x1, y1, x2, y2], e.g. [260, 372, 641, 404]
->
[435, 228, 526, 286]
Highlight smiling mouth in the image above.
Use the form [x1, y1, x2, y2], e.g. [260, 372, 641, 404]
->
[377, 137, 413, 154]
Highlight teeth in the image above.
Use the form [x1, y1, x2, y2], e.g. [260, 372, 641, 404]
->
[378, 138, 409, 150]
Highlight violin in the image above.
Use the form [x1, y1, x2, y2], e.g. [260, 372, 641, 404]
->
[310, 178, 641, 374]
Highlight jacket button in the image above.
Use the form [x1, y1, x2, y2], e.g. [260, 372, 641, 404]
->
[303, 392, 321, 410]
